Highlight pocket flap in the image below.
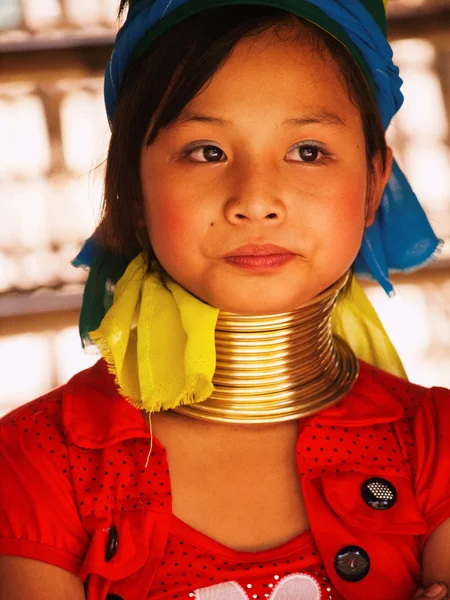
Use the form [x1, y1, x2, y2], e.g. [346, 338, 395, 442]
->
[322, 470, 427, 534]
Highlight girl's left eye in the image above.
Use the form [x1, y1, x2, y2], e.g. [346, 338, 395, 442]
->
[285, 142, 330, 164]
[185, 144, 226, 163]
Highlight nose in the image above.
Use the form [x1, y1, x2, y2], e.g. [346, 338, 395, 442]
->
[224, 164, 286, 225]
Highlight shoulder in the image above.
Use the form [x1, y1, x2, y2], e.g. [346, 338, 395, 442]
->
[363, 362, 450, 414]
[358, 362, 450, 438]
[302, 361, 450, 473]
[1, 385, 66, 462]
[0, 368, 107, 575]
[0, 359, 111, 427]
[356, 360, 430, 408]
[309, 360, 434, 431]
[0, 359, 124, 473]
[346, 360, 448, 422]
[354, 362, 450, 448]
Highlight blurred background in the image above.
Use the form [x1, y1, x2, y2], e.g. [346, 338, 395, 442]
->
[0, 0, 450, 416]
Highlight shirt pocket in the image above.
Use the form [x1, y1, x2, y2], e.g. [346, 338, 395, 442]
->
[321, 470, 428, 535]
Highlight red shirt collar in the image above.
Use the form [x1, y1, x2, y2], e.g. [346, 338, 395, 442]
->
[62, 360, 149, 449]
[62, 359, 407, 449]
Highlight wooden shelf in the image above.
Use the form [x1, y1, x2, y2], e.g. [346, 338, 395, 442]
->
[389, 1, 450, 18]
[0, 287, 83, 318]
[0, 42, 112, 82]
[0, 29, 114, 53]
[388, 6, 450, 40]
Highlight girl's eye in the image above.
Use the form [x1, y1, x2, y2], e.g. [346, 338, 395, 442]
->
[285, 142, 330, 164]
[186, 144, 226, 163]
[299, 146, 320, 162]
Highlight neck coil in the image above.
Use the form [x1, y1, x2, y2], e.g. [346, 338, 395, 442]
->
[176, 272, 358, 423]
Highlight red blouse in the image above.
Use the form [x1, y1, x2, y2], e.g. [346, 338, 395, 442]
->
[0, 359, 449, 600]
[150, 522, 340, 599]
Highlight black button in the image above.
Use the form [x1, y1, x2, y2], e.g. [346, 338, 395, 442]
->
[334, 545, 370, 582]
[106, 595, 124, 600]
[105, 525, 119, 562]
[361, 477, 397, 510]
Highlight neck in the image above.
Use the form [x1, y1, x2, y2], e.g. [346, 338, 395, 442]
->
[175, 272, 358, 424]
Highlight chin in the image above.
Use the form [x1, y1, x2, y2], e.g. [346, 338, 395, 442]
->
[183, 268, 337, 315]
[212, 293, 315, 316]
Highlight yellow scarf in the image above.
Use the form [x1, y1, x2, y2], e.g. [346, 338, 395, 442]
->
[90, 253, 406, 413]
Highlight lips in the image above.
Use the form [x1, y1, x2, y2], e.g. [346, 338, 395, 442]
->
[222, 244, 296, 272]
[223, 243, 294, 257]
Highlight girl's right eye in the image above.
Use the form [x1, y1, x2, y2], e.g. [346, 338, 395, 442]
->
[185, 144, 226, 163]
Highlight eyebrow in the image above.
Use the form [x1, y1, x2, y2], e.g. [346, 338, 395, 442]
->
[283, 111, 346, 128]
[175, 112, 230, 126]
[173, 110, 346, 128]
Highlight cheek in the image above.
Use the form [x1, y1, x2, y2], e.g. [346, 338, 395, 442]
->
[305, 173, 367, 251]
[329, 183, 367, 253]
[141, 163, 209, 246]
[143, 187, 206, 268]
[147, 202, 189, 254]
[149, 203, 187, 238]
[329, 165, 367, 214]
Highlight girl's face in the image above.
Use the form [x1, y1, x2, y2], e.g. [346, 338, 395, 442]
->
[140, 29, 392, 314]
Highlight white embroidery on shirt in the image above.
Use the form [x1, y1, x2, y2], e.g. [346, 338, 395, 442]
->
[193, 573, 323, 599]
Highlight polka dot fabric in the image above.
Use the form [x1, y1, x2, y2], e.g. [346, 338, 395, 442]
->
[146, 520, 341, 600]
[68, 436, 172, 524]
[1, 359, 450, 600]
[0, 389, 89, 574]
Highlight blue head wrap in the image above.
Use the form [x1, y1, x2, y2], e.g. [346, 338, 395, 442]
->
[74, 0, 442, 341]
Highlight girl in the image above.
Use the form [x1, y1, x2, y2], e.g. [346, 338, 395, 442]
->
[0, 1, 449, 599]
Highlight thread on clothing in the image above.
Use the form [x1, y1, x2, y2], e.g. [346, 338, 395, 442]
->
[145, 411, 154, 468]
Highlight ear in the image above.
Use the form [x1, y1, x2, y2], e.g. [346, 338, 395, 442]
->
[365, 146, 393, 228]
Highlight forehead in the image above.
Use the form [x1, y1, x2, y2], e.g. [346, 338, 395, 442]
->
[178, 27, 359, 124]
